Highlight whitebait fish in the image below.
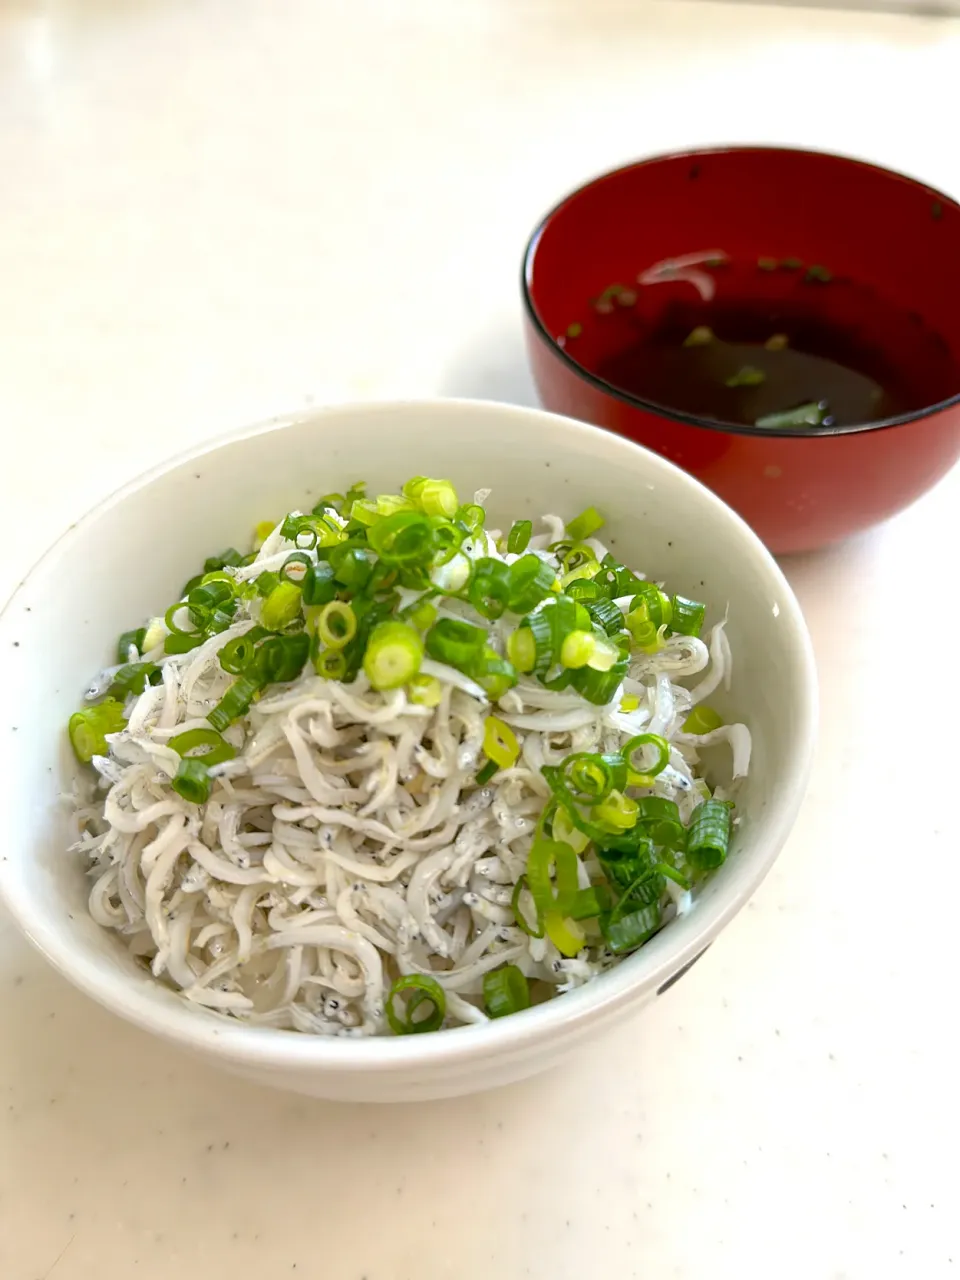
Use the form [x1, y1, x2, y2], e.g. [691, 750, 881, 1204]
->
[67, 478, 750, 1037]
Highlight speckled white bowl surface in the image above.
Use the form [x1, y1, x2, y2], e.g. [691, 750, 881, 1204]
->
[0, 400, 817, 1102]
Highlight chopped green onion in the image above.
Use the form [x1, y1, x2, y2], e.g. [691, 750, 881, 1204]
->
[417, 479, 458, 519]
[594, 789, 639, 831]
[483, 964, 531, 1018]
[456, 503, 485, 534]
[164, 602, 204, 636]
[725, 366, 765, 388]
[458, 504, 488, 535]
[255, 570, 280, 598]
[188, 579, 235, 610]
[469, 647, 517, 699]
[108, 662, 160, 699]
[408, 673, 442, 707]
[592, 554, 643, 600]
[255, 632, 310, 683]
[218, 628, 266, 675]
[655, 862, 691, 890]
[475, 758, 499, 785]
[203, 548, 243, 574]
[68, 699, 126, 763]
[507, 555, 556, 614]
[634, 795, 685, 848]
[425, 617, 486, 668]
[301, 561, 337, 606]
[279, 552, 313, 586]
[544, 911, 586, 957]
[164, 633, 205, 655]
[171, 757, 212, 805]
[569, 884, 612, 919]
[510, 875, 544, 938]
[623, 733, 670, 782]
[755, 401, 829, 429]
[116, 628, 146, 662]
[260, 581, 302, 631]
[670, 595, 705, 637]
[601, 901, 661, 954]
[682, 704, 723, 734]
[350, 499, 380, 526]
[428, 519, 464, 566]
[584, 633, 620, 672]
[386, 974, 446, 1035]
[526, 838, 579, 918]
[569, 656, 627, 705]
[684, 325, 714, 346]
[620, 692, 640, 712]
[315, 601, 357, 649]
[507, 520, 532, 555]
[368, 511, 435, 565]
[375, 492, 415, 516]
[521, 610, 555, 678]
[168, 726, 236, 765]
[566, 506, 604, 541]
[469, 558, 511, 620]
[584, 598, 624, 636]
[329, 543, 376, 590]
[557, 752, 626, 804]
[506, 625, 536, 674]
[552, 806, 590, 854]
[566, 578, 602, 602]
[483, 715, 520, 769]
[628, 583, 673, 629]
[407, 599, 438, 631]
[207, 675, 261, 732]
[560, 629, 596, 669]
[363, 621, 423, 690]
[686, 799, 732, 869]
[315, 648, 348, 680]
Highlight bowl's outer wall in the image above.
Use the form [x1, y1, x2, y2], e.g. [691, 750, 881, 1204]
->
[0, 401, 817, 1100]
[526, 318, 960, 554]
[523, 148, 960, 554]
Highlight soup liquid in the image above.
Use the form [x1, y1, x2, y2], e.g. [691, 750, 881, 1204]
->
[587, 268, 960, 428]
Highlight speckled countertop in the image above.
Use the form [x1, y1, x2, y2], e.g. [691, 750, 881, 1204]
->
[1, 2, 958, 1277]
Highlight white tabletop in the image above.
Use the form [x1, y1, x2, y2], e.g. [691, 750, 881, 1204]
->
[2, 2, 958, 1276]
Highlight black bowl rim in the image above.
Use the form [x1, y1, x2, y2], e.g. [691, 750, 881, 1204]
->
[520, 144, 960, 440]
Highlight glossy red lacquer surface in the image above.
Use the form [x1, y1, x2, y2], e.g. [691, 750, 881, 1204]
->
[522, 147, 960, 554]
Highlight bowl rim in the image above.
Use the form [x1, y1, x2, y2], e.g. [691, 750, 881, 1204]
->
[521, 143, 960, 439]
[0, 398, 819, 1074]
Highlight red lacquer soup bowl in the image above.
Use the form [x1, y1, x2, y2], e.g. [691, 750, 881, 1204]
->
[522, 147, 960, 554]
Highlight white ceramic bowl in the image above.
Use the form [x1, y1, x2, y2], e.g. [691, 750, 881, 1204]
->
[0, 400, 817, 1102]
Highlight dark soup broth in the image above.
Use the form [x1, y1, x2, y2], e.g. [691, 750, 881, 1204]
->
[568, 258, 960, 429]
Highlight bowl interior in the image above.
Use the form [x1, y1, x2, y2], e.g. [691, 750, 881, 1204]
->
[0, 400, 816, 1071]
[524, 148, 960, 430]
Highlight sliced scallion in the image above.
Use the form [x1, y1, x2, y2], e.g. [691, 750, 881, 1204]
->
[386, 974, 446, 1034]
[507, 519, 532, 555]
[68, 699, 126, 763]
[686, 799, 732, 869]
[316, 601, 357, 649]
[363, 621, 423, 690]
[482, 715, 520, 770]
[171, 757, 212, 805]
[682, 704, 723, 735]
[260, 581, 303, 631]
[483, 964, 531, 1018]
[566, 506, 604, 541]
[168, 726, 236, 766]
[511, 875, 544, 938]
[425, 618, 486, 668]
